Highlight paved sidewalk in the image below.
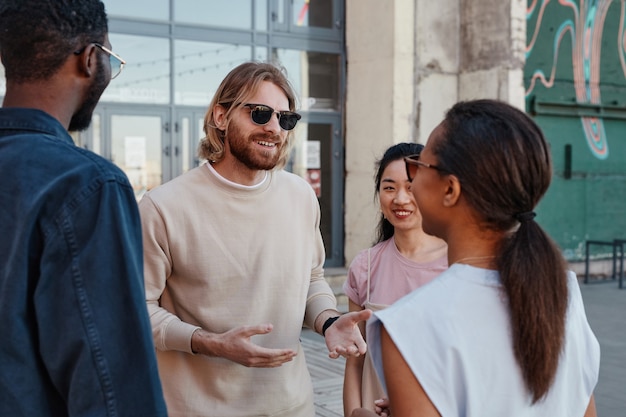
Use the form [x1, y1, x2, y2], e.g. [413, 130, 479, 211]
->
[303, 279, 626, 417]
[302, 329, 345, 417]
[579, 280, 626, 417]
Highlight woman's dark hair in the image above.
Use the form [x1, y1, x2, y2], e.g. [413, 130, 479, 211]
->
[434, 99, 567, 403]
[373, 142, 424, 244]
[0, 0, 108, 83]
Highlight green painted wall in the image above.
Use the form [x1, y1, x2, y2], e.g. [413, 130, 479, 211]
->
[525, 0, 626, 261]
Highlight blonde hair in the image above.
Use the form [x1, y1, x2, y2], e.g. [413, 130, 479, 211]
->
[199, 62, 299, 169]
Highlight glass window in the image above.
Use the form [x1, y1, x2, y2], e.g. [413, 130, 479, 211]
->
[254, 46, 268, 62]
[174, 40, 252, 106]
[102, 34, 170, 104]
[273, 49, 340, 111]
[91, 114, 102, 154]
[73, 115, 101, 153]
[180, 116, 191, 172]
[255, 0, 268, 31]
[275, 0, 286, 26]
[292, 0, 333, 28]
[286, 121, 336, 258]
[111, 114, 163, 200]
[198, 117, 206, 166]
[103, 0, 168, 21]
[175, 0, 252, 29]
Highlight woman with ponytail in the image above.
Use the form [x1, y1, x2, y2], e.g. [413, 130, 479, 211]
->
[352, 99, 599, 417]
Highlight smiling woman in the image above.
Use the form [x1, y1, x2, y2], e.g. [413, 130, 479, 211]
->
[342, 142, 448, 417]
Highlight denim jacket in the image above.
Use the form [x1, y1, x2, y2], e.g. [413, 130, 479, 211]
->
[0, 108, 167, 416]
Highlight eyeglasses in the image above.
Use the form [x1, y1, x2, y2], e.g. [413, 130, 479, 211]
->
[74, 43, 126, 80]
[243, 103, 302, 131]
[94, 43, 125, 79]
[404, 153, 445, 182]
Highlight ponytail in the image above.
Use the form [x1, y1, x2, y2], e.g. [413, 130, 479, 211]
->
[498, 218, 568, 402]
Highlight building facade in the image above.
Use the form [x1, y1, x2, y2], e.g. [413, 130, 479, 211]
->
[2, 0, 623, 268]
[345, 0, 527, 261]
[348, 0, 626, 265]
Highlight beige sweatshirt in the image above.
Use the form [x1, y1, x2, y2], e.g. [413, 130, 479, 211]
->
[139, 164, 337, 416]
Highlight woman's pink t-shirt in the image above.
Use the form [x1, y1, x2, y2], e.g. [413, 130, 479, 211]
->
[344, 237, 448, 307]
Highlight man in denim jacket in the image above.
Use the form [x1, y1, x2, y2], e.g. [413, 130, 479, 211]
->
[0, 1, 167, 415]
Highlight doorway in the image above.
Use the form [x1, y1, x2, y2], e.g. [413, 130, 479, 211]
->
[79, 104, 207, 200]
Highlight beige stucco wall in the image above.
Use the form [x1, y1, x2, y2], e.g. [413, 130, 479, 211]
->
[344, 0, 416, 262]
[457, 0, 526, 108]
[343, 0, 527, 267]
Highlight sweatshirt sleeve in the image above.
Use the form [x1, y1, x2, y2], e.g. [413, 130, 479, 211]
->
[303, 187, 337, 328]
[139, 194, 200, 354]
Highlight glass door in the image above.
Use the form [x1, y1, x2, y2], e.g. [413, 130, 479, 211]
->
[110, 112, 167, 200]
[80, 105, 170, 200]
[175, 108, 207, 173]
[288, 114, 343, 267]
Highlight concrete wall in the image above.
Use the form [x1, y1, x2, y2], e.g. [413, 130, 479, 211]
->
[344, 0, 527, 266]
[414, 0, 460, 142]
[458, 0, 526, 109]
[344, 0, 416, 262]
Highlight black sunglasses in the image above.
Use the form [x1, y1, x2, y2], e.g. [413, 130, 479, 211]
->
[404, 153, 446, 182]
[243, 103, 302, 131]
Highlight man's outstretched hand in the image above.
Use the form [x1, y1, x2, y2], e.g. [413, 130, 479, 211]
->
[191, 324, 297, 367]
[324, 309, 372, 359]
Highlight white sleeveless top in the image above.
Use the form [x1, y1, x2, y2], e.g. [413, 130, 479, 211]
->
[367, 264, 600, 417]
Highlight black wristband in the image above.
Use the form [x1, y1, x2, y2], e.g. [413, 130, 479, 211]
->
[322, 316, 340, 336]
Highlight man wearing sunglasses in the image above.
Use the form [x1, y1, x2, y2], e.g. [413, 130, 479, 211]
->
[139, 62, 371, 417]
[0, 1, 166, 416]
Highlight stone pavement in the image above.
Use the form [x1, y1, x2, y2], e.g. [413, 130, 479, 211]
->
[302, 278, 626, 417]
[302, 330, 345, 417]
[579, 279, 626, 417]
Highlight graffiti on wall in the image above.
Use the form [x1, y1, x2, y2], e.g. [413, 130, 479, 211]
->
[525, 0, 626, 160]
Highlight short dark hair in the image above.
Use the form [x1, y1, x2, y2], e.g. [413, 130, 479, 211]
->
[0, 0, 108, 83]
[374, 142, 424, 244]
